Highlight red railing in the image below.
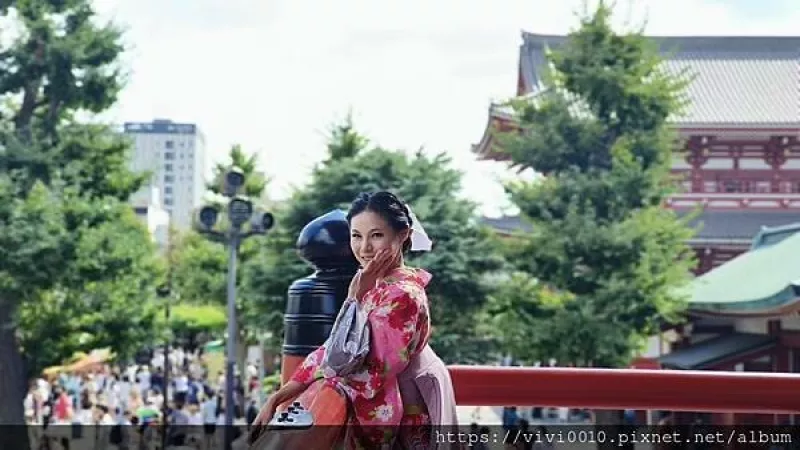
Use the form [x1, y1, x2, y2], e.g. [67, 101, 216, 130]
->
[448, 366, 800, 414]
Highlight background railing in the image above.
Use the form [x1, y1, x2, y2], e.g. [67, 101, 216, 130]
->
[448, 366, 800, 414]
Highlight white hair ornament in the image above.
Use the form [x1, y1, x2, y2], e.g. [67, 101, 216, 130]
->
[405, 204, 433, 252]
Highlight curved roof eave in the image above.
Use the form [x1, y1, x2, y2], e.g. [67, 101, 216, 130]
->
[472, 104, 519, 159]
[690, 295, 800, 318]
[690, 287, 800, 316]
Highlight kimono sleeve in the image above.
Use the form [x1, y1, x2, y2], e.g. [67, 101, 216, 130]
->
[354, 285, 423, 400]
[289, 345, 327, 385]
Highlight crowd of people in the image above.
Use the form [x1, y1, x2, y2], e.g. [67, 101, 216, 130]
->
[24, 346, 264, 450]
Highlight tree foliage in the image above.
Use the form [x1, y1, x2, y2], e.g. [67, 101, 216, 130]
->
[242, 119, 505, 363]
[168, 304, 227, 333]
[163, 304, 227, 351]
[17, 204, 164, 373]
[0, 0, 163, 431]
[489, 4, 696, 368]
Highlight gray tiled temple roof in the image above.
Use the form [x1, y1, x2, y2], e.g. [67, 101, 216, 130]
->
[520, 33, 800, 127]
[481, 210, 800, 242]
[682, 210, 800, 241]
[658, 333, 776, 370]
[480, 215, 532, 234]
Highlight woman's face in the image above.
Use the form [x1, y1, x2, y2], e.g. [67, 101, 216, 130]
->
[350, 210, 408, 267]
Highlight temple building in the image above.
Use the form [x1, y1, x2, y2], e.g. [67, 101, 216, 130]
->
[660, 223, 800, 425]
[473, 33, 800, 274]
[473, 33, 800, 426]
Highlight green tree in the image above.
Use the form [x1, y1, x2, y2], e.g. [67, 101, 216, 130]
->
[0, 0, 163, 434]
[165, 304, 227, 350]
[488, 4, 696, 369]
[242, 119, 505, 363]
[17, 205, 164, 374]
[171, 231, 228, 305]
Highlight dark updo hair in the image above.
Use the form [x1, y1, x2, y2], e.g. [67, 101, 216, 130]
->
[346, 191, 414, 252]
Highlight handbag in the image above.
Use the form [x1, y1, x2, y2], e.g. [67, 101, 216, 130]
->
[322, 296, 371, 376]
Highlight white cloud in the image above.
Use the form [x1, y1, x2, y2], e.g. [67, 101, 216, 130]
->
[90, 0, 799, 218]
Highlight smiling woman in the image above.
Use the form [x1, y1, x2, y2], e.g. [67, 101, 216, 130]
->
[250, 190, 458, 450]
[348, 191, 414, 267]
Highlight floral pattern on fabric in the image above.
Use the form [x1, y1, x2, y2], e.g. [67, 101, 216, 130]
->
[399, 410, 432, 449]
[290, 266, 433, 449]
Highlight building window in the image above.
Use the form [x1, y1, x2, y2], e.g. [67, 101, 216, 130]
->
[164, 198, 173, 206]
[719, 180, 741, 193]
[714, 178, 770, 194]
[165, 164, 173, 172]
[164, 186, 172, 194]
[165, 152, 175, 160]
[165, 140, 174, 149]
[164, 175, 174, 183]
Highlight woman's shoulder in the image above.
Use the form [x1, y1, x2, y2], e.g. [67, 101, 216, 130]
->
[369, 267, 431, 307]
[381, 266, 432, 289]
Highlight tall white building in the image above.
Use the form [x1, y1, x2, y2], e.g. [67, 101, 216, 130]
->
[124, 119, 207, 229]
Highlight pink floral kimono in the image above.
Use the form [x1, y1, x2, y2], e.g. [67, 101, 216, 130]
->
[290, 266, 435, 449]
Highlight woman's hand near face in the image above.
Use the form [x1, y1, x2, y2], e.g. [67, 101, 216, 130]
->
[348, 244, 401, 300]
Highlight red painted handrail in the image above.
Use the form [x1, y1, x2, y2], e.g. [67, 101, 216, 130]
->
[448, 366, 800, 413]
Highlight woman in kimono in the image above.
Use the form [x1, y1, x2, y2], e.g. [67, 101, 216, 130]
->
[253, 191, 458, 449]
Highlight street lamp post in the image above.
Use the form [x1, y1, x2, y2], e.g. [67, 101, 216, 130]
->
[195, 168, 275, 450]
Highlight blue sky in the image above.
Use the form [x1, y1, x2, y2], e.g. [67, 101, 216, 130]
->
[92, 0, 800, 217]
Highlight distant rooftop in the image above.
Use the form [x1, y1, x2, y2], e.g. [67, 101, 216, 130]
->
[480, 215, 531, 235]
[124, 119, 198, 135]
[480, 210, 800, 243]
[519, 33, 800, 128]
[685, 221, 800, 314]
